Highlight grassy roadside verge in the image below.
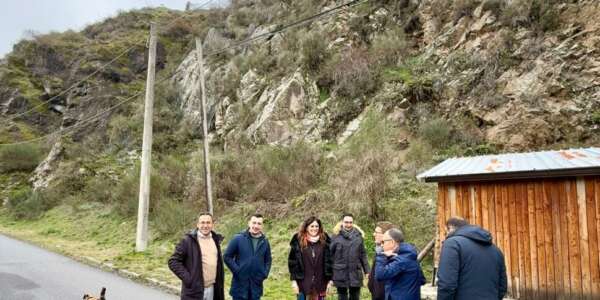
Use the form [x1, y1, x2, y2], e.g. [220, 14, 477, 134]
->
[0, 203, 434, 300]
[0, 204, 354, 299]
[0, 204, 180, 292]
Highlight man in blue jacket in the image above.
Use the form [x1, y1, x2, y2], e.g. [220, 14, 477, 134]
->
[224, 213, 272, 300]
[437, 217, 507, 300]
[375, 228, 425, 300]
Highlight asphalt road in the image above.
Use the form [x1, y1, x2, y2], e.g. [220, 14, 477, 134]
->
[0, 234, 178, 300]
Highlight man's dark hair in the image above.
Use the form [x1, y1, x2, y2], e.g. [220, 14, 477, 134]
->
[198, 212, 213, 220]
[341, 213, 354, 220]
[250, 213, 263, 219]
[387, 228, 404, 243]
[446, 217, 468, 228]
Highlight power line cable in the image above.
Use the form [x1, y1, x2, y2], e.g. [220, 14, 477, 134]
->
[0, 0, 368, 146]
[0, 0, 215, 125]
[0, 43, 143, 124]
[0, 69, 178, 146]
[204, 0, 364, 56]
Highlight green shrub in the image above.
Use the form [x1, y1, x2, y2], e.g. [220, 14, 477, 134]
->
[6, 186, 53, 219]
[371, 28, 408, 66]
[501, 0, 562, 31]
[151, 198, 197, 238]
[252, 143, 323, 202]
[446, 50, 483, 74]
[330, 147, 392, 219]
[590, 111, 600, 124]
[329, 110, 401, 218]
[84, 176, 115, 203]
[482, 0, 506, 17]
[245, 47, 277, 76]
[165, 18, 194, 39]
[153, 107, 186, 153]
[499, 0, 529, 28]
[404, 139, 434, 175]
[419, 118, 453, 149]
[212, 151, 253, 202]
[383, 56, 436, 102]
[211, 143, 323, 204]
[321, 97, 365, 140]
[345, 109, 397, 155]
[452, 0, 478, 23]
[215, 65, 242, 102]
[330, 48, 379, 99]
[380, 177, 436, 254]
[157, 155, 188, 196]
[112, 169, 141, 216]
[319, 88, 330, 103]
[0, 143, 44, 173]
[529, 0, 561, 32]
[108, 115, 142, 150]
[348, 14, 374, 43]
[300, 31, 329, 73]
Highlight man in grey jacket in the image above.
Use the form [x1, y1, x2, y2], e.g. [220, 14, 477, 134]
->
[330, 213, 370, 300]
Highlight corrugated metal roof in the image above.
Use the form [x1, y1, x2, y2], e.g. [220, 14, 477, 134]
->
[417, 148, 600, 183]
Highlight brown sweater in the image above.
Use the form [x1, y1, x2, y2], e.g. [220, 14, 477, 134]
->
[198, 232, 218, 287]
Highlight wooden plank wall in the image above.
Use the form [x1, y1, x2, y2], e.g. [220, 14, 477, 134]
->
[435, 177, 600, 299]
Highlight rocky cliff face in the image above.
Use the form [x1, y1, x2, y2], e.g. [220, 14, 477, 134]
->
[1, 1, 600, 191]
[418, 0, 600, 149]
[172, 0, 599, 152]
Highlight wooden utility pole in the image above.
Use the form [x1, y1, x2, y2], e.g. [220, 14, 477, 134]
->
[136, 23, 157, 252]
[195, 37, 213, 215]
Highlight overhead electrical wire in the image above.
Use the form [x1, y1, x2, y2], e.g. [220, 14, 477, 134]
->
[204, 0, 363, 56]
[1, 70, 178, 146]
[0, 0, 215, 125]
[0, 0, 368, 146]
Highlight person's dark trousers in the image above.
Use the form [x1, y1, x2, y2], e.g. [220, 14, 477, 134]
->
[372, 296, 384, 300]
[337, 286, 360, 300]
[232, 289, 259, 300]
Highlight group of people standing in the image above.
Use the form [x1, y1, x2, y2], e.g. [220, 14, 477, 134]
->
[288, 214, 425, 300]
[168, 213, 270, 300]
[168, 212, 507, 300]
[168, 212, 425, 300]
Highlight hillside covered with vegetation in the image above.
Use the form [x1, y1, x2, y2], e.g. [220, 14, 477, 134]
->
[1, 0, 599, 298]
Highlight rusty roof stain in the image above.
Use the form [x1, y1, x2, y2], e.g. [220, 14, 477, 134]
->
[417, 147, 600, 182]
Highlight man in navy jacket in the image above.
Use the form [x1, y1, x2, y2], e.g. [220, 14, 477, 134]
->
[224, 214, 272, 300]
[437, 217, 507, 300]
[375, 228, 425, 300]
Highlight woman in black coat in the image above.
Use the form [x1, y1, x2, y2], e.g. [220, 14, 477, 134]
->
[288, 216, 333, 300]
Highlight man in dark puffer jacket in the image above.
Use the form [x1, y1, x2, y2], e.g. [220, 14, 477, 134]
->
[168, 212, 225, 300]
[437, 217, 507, 300]
[330, 213, 370, 300]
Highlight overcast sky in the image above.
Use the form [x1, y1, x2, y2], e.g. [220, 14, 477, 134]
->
[0, 0, 227, 58]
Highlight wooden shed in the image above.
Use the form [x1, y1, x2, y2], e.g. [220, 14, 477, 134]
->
[417, 148, 600, 300]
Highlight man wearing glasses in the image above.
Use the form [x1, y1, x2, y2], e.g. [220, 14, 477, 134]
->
[368, 222, 396, 300]
[330, 213, 370, 300]
[374, 228, 425, 300]
[168, 212, 225, 300]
